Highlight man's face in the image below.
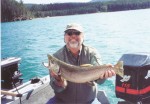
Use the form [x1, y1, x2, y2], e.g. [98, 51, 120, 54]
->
[64, 29, 84, 49]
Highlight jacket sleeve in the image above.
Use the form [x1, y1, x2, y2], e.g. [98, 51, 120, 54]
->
[90, 48, 106, 84]
[49, 74, 65, 93]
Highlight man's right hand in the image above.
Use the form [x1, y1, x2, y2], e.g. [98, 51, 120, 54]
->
[50, 70, 67, 88]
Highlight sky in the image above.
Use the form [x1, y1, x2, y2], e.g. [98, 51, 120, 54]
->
[16, 0, 91, 4]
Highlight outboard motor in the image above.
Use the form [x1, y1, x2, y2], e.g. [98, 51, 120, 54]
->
[115, 53, 150, 104]
[1, 57, 23, 89]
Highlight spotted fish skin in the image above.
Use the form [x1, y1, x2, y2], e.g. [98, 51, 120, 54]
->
[47, 54, 124, 83]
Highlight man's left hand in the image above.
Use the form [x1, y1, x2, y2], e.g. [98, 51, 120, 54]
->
[100, 64, 116, 79]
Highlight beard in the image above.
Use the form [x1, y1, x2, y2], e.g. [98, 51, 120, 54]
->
[68, 40, 79, 48]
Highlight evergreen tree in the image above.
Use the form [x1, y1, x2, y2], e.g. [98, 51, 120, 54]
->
[2, 0, 150, 22]
[1, 0, 34, 22]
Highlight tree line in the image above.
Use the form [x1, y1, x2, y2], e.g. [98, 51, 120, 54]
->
[1, 0, 150, 22]
[28, 0, 150, 18]
[1, 0, 33, 22]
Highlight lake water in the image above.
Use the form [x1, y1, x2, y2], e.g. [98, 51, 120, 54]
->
[1, 9, 150, 103]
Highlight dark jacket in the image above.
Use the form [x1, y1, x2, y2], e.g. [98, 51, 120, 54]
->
[50, 44, 105, 104]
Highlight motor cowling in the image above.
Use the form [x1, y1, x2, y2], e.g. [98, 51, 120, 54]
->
[115, 53, 150, 103]
[1, 57, 23, 89]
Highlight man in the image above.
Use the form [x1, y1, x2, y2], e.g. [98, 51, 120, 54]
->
[49, 23, 115, 104]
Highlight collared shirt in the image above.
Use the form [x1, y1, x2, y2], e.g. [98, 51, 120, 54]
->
[50, 44, 105, 104]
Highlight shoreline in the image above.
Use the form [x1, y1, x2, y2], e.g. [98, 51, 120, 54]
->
[2, 8, 150, 23]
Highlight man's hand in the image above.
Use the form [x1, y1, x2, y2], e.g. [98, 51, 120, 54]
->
[100, 64, 116, 79]
[50, 70, 67, 88]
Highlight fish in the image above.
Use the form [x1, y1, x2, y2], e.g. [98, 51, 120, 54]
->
[45, 54, 124, 83]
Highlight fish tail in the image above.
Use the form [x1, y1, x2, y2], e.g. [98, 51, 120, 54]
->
[115, 61, 123, 69]
[114, 61, 124, 77]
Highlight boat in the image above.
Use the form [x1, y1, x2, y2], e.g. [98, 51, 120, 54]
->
[1, 53, 150, 104]
[1, 57, 110, 104]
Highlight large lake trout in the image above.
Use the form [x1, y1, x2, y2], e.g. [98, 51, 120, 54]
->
[45, 54, 124, 83]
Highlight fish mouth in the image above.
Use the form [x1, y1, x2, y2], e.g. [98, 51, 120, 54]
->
[42, 61, 55, 69]
[42, 62, 49, 68]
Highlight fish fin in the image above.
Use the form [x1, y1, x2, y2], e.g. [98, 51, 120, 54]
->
[51, 70, 63, 81]
[80, 64, 93, 67]
[50, 69, 58, 77]
[86, 81, 95, 86]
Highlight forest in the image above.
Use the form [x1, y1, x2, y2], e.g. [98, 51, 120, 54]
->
[1, 0, 150, 22]
[1, 0, 33, 22]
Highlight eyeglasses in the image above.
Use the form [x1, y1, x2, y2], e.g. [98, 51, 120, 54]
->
[65, 31, 81, 36]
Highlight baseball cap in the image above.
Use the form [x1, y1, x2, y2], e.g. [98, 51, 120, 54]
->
[65, 23, 83, 32]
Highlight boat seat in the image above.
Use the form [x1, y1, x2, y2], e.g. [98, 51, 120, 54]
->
[97, 90, 110, 104]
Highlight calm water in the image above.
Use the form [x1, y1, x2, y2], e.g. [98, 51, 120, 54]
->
[1, 9, 150, 103]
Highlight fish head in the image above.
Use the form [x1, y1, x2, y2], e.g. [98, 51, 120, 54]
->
[114, 61, 124, 78]
[48, 55, 60, 73]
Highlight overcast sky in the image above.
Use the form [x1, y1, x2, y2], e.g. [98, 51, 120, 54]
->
[16, 0, 91, 4]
